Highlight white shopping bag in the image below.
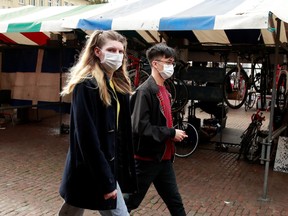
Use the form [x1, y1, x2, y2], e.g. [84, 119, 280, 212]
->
[274, 136, 288, 173]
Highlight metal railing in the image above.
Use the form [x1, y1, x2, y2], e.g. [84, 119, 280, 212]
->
[259, 124, 287, 201]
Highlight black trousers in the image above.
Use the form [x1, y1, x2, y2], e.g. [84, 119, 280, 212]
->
[125, 159, 186, 216]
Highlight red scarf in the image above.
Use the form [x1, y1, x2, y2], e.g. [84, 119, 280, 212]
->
[157, 85, 174, 160]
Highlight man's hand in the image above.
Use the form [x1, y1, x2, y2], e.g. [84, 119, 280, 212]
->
[104, 189, 117, 200]
[173, 129, 188, 142]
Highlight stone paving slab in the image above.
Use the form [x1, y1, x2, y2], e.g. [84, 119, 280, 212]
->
[0, 106, 287, 216]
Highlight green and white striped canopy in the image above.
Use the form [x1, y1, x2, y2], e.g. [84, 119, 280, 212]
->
[0, 4, 104, 45]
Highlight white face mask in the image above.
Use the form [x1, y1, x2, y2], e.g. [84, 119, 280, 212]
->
[101, 51, 124, 72]
[159, 64, 174, 79]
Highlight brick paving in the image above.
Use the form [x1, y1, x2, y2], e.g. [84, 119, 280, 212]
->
[0, 107, 288, 216]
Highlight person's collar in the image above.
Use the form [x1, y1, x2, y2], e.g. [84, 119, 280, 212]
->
[146, 76, 159, 94]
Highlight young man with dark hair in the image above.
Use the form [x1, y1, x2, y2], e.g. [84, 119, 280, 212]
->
[126, 43, 187, 216]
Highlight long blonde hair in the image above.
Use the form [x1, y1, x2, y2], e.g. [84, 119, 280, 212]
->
[61, 30, 131, 106]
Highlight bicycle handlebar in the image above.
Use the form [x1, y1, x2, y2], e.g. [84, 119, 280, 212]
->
[251, 110, 265, 122]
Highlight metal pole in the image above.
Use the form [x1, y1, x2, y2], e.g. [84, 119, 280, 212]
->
[260, 18, 281, 201]
[59, 38, 63, 135]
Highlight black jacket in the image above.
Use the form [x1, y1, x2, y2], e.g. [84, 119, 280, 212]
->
[130, 76, 176, 161]
[59, 78, 137, 210]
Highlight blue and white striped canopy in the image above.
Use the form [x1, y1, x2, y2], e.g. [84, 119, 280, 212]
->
[64, 0, 272, 31]
[61, 0, 288, 46]
[0, 0, 287, 46]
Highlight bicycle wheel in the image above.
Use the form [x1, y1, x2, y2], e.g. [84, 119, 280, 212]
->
[128, 69, 149, 91]
[164, 78, 177, 107]
[251, 57, 263, 93]
[244, 92, 257, 111]
[259, 69, 267, 110]
[165, 78, 189, 112]
[276, 73, 287, 112]
[224, 67, 248, 109]
[174, 121, 198, 158]
[238, 124, 255, 160]
[244, 94, 250, 111]
[244, 131, 260, 162]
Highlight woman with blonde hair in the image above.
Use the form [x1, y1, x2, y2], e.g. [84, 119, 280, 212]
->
[58, 30, 137, 216]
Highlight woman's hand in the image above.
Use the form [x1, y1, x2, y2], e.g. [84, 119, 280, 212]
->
[104, 189, 117, 200]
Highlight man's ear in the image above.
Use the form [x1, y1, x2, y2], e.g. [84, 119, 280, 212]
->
[151, 60, 157, 68]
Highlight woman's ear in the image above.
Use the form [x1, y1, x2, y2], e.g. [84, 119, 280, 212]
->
[94, 47, 101, 57]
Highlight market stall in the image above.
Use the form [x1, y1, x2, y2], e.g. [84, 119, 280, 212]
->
[0, 0, 287, 200]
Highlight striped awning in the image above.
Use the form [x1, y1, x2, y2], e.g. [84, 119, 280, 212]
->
[0, 0, 287, 46]
[62, 0, 288, 46]
[0, 4, 105, 45]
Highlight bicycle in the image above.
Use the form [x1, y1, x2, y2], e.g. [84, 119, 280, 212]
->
[173, 107, 199, 158]
[255, 54, 273, 111]
[244, 56, 263, 111]
[244, 59, 263, 112]
[127, 54, 150, 91]
[276, 62, 288, 112]
[165, 60, 190, 113]
[244, 87, 257, 111]
[223, 56, 249, 109]
[224, 53, 273, 110]
[237, 110, 265, 162]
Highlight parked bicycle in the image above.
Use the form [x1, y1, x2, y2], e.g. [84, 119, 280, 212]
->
[244, 55, 263, 111]
[224, 53, 273, 110]
[244, 87, 257, 111]
[165, 60, 190, 112]
[173, 106, 199, 158]
[237, 110, 266, 162]
[255, 54, 273, 111]
[276, 62, 288, 112]
[223, 56, 249, 109]
[127, 54, 150, 91]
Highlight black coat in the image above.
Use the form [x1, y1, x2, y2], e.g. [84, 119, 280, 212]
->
[130, 76, 176, 161]
[59, 78, 137, 210]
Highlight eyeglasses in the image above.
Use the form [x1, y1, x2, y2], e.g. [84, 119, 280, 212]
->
[155, 60, 176, 68]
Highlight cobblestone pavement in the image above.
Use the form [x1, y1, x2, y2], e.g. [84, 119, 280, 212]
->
[0, 107, 287, 216]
